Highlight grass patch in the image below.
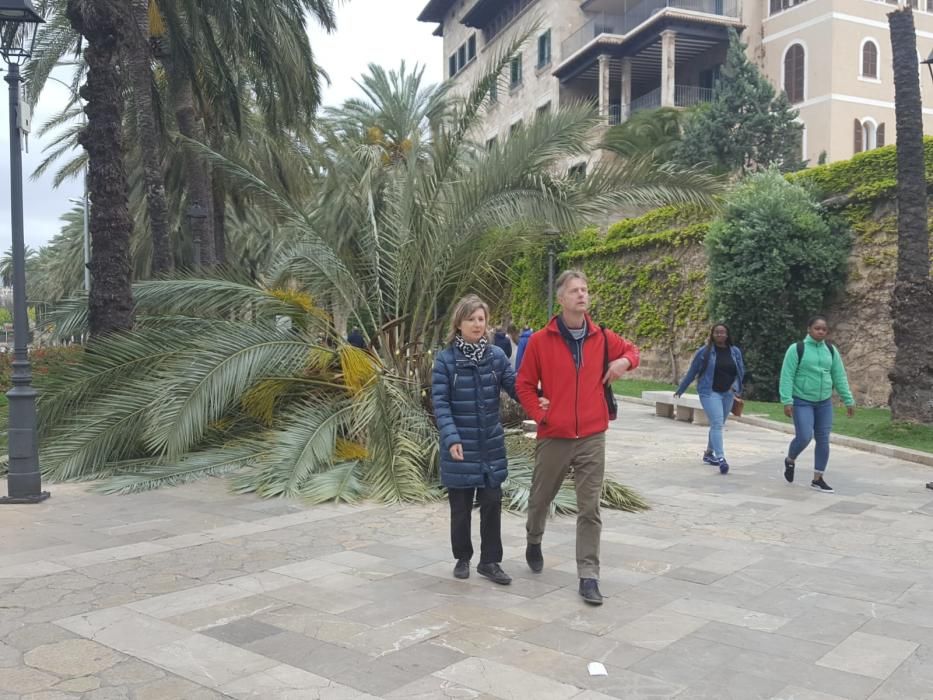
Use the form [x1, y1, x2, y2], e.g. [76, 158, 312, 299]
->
[613, 378, 933, 454]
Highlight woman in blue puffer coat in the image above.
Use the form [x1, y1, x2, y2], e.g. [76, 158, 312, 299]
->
[431, 295, 521, 586]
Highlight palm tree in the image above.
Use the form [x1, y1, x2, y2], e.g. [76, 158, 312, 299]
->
[887, 6, 933, 422]
[65, 0, 135, 335]
[126, 0, 172, 273]
[599, 107, 685, 164]
[30, 0, 338, 271]
[36, 54, 716, 505]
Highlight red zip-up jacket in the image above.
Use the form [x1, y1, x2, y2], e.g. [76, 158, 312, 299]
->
[516, 314, 640, 439]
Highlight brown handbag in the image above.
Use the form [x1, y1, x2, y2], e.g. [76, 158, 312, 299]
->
[731, 396, 745, 417]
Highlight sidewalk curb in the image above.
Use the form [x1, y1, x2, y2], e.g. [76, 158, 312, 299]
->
[619, 396, 933, 468]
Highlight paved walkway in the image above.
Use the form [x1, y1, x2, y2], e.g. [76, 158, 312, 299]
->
[1, 403, 932, 699]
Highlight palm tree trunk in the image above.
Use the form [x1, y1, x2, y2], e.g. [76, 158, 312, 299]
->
[212, 177, 227, 265]
[172, 77, 216, 267]
[888, 7, 933, 422]
[126, 0, 173, 275]
[66, 0, 135, 336]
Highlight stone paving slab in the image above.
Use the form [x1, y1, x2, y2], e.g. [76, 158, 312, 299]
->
[0, 408, 932, 698]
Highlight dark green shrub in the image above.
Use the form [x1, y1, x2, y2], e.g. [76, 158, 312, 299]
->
[706, 170, 850, 399]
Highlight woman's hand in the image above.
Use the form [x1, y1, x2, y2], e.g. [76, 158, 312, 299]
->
[449, 444, 464, 461]
[784, 405, 793, 418]
[846, 405, 855, 418]
[538, 397, 550, 411]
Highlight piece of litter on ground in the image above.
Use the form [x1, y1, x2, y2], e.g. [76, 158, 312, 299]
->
[588, 662, 608, 676]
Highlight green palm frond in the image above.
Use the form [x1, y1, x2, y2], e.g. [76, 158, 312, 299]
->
[142, 324, 314, 457]
[96, 445, 264, 494]
[296, 461, 367, 504]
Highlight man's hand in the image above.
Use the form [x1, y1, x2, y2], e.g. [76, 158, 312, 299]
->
[784, 405, 793, 418]
[602, 357, 632, 384]
[538, 397, 550, 411]
[449, 444, 464, 461]
[846, 405, 855, 418]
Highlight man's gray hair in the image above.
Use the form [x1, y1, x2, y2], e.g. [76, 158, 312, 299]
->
[555, 269, 588, 297]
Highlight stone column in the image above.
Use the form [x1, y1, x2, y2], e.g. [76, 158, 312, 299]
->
[661, 30, 676, 107]
[620, 57, 632, 122]
[598, 54, 611, 121]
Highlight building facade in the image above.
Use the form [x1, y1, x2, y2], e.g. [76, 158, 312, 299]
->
[418, 0, 933, 164]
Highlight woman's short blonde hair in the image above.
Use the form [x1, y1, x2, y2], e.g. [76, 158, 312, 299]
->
[446, 294, 490, 344]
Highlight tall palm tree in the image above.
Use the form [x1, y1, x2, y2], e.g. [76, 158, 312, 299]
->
[887, 6, 933, 422]
[36, 54, 717, 504]
[126, 0, 172, 273]
[65, 0, 135, 335]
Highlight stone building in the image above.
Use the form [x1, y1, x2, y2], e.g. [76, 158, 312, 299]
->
[417, 0, 933, 165]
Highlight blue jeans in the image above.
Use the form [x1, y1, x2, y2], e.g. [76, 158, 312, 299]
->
[699, 391, 734, 459]
[788, 397, 833, 472]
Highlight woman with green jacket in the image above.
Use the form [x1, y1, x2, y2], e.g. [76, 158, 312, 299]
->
[779, 316, 855, 493]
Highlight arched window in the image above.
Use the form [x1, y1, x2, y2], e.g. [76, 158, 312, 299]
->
[861, 39, 879, 79]
[854, 118, 885, 154]
[784, 43, 806, 104]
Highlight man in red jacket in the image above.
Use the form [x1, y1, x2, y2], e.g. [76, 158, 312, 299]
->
[516, 270, 639, 605]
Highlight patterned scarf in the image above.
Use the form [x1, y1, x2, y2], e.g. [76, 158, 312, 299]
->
[455, 335, 488, 364]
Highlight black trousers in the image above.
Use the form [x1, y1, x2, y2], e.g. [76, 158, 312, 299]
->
[448, 486, 503, 564]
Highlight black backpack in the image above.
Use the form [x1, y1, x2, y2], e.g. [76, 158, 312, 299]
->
[796, 341, 835, 363]
[600, 325, 618, 421]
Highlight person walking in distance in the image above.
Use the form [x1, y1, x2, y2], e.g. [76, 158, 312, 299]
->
[516, 270, 639, 605]
[779, 315, 855, 493]
[432, 295, 535, 585]
[674, 323, 745, 474]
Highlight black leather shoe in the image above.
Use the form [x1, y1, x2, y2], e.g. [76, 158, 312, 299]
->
[477, 562, 512, 585]
[579, 578, 603, 605]
[453, 559, 470, 579]
[526, 543, 543, 573]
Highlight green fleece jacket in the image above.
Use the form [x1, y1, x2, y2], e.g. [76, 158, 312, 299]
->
[779, 336, 855, 406]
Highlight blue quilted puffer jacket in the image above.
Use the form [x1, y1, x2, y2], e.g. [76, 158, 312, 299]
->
[431, 344, 517, 489]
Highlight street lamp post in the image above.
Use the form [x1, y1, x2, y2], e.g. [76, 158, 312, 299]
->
[0, 0, 48, 504]
[186, 202, 208, 269]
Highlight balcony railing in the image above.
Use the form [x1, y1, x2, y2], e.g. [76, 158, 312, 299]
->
[561, 0, 739, 59]
[675, 84, 714, 107]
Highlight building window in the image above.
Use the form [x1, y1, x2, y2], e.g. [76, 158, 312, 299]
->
[769, 0, 812, 16]
[861, 39, 879, 79]
[484, 0, 537, 42]
[486, 136, 497, 150]
[537, 30, 552, 68]
[510, 56, 523, 89]
[854, 118, 885, 153]
[569, 162, 587, 179]
[783, 43, 805, 104]
[448, 34, 478, 78]
[510, 120, 523, 135]
[489, 80, 498, 103]
[536, 101, 551, 118]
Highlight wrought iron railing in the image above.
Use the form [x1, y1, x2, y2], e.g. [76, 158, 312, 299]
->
[561, 0, 739, 59]
[630, 87, 662, 113]
[675, 84, 714, 107]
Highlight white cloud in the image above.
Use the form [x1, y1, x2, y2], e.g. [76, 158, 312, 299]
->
[0, 0, 441, 253]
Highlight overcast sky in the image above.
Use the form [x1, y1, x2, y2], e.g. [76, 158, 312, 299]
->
[0, 0, 442, 255]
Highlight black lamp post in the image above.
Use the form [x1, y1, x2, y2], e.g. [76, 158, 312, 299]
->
[186, 201, 208, 269]
[0, 0, 47, 504]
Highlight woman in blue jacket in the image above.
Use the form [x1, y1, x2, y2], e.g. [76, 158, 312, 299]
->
[431, 295, 520, 585]
[674, 323, 745, 474]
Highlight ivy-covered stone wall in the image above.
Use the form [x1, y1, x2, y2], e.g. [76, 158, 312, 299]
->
[507, 141, 933, 406]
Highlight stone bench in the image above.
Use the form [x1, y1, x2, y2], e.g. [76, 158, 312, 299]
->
[641, 391, 709, 426]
